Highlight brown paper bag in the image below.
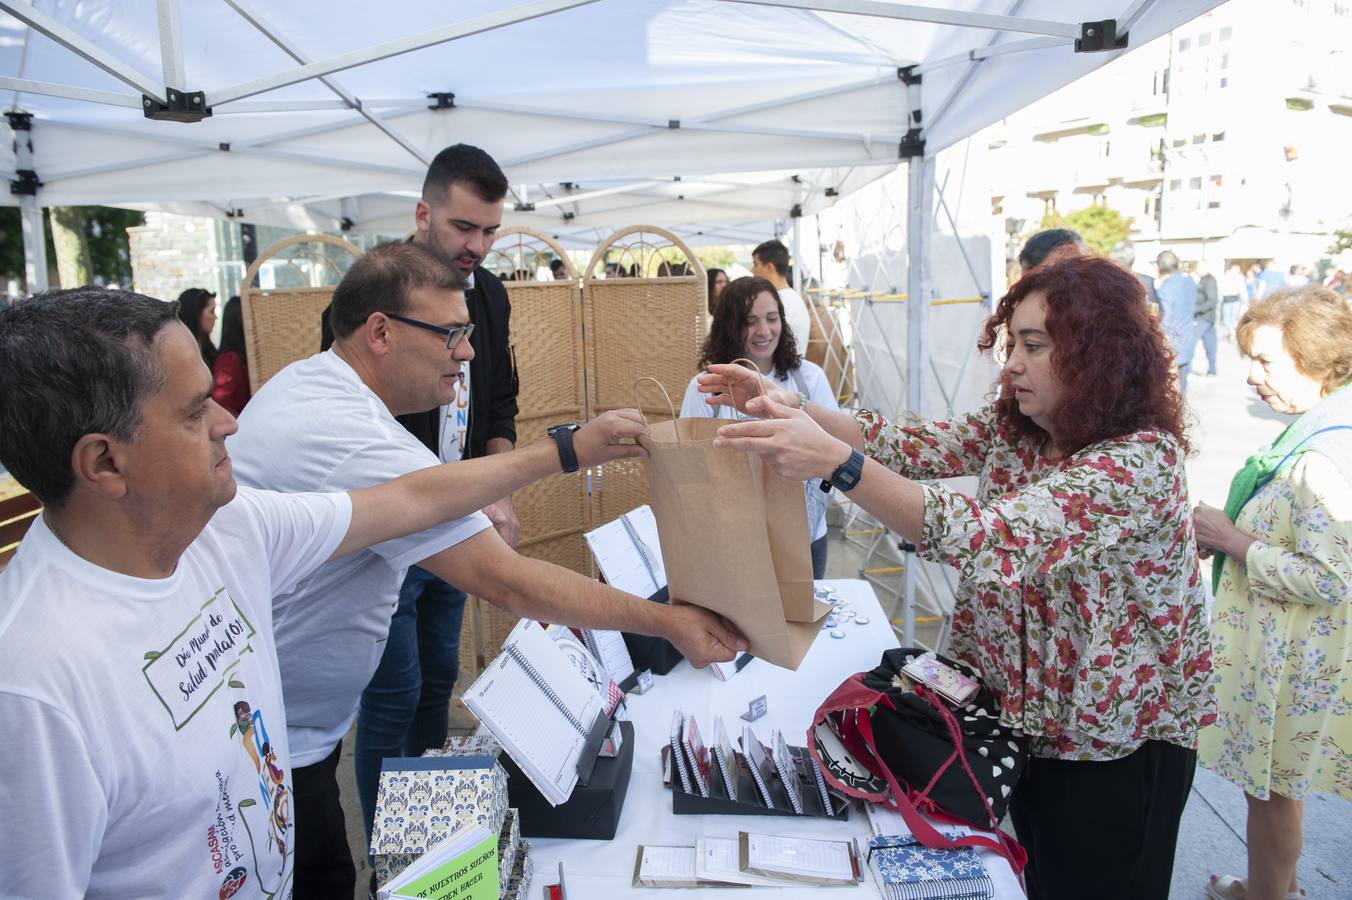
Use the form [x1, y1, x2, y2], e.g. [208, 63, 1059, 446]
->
[634, 375, 830, 670]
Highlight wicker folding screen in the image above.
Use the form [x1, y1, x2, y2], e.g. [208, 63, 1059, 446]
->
[465, 228, 589, 667]
[583, 226, 707, 529]
[239, 234, 363, 393]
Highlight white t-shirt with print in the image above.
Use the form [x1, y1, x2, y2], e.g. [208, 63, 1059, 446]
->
[776, 286, 812, 356]
[438, 362, 471, 463]
[680, 359, 838, 541]
[0, 488, 350, 900]
[229, 350, 491, 766]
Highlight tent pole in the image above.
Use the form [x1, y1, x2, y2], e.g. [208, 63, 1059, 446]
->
[19, 197, 47, 294]
[9, 111, 47, 294]
[905, 157, 932, 417]
[791, 217, 802, 292]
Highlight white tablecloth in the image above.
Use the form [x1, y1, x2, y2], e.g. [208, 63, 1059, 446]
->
[529, 579, 1025, 898]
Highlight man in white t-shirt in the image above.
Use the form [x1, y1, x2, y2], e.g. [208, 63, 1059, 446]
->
[750, 238, 812, 353]
[229, 241, 747, 897]
[0, 287, 657, 899]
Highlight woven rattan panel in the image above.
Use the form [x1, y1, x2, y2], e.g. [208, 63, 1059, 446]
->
[241, 287, 331, 391]
[506, 280, 586, 423]
[582, 277, 704, 421]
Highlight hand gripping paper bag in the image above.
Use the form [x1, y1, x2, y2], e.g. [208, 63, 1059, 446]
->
[634, 372, 829, 670]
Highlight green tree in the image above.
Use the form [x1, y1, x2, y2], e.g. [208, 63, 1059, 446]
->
[1040, 204, 1133, 256]
[1329, 228, 1352, 255]
[0, 205, 141, 290]
[695, 246, 736, 272]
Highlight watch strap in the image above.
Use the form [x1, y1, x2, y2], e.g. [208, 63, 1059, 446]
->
[549, 423, 581, 473]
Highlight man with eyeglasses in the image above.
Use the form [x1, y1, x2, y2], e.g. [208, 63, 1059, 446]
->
[230, 241, 748, 898]
[355, 144, 521, 883]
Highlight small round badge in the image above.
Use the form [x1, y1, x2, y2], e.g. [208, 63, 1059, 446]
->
[830, 629, 846, 639]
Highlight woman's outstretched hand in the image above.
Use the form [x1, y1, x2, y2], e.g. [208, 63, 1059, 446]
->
[696, 363, 794, 416]
[713, 392, 853, 481]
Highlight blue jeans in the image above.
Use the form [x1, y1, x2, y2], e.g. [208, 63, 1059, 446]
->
[354, 566, 466, 843]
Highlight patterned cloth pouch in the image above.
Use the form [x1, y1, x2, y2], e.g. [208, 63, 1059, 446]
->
[807, 648, 1028, 874]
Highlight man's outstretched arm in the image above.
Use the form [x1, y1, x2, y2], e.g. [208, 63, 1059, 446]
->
[422, 528, 748, 669]
[332, 410, 643, 560]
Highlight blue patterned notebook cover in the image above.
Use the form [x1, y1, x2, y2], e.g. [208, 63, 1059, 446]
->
[867, 836, 993, 900]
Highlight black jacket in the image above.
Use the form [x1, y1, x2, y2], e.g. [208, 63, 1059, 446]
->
[319, 266, 518, 459]
[397, 266, 518, 459]
[1195, 274, 1219, 322]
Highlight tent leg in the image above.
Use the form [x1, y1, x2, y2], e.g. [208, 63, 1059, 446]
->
[905, 156, 933, 417]
[20, 197, 47, 294]
[791, 217, 802, 292]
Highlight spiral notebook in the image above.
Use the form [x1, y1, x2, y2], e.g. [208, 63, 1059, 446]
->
[462, 619, 604, 806]
[584, 504, 667, 598]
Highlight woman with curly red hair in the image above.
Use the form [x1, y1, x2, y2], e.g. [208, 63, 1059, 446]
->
[701, 255, 1216, 900]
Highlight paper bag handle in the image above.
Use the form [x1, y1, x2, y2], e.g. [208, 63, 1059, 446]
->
[727, 358, 770, 410]
[633, 376, 679, 442]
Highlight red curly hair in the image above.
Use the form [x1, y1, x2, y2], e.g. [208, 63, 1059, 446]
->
[976, 255, 1190, 455]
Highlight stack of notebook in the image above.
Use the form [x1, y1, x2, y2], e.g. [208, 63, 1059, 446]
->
[865, 835, 994, 900]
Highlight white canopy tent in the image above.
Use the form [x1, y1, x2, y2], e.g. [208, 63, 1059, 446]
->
[1, 0, 1217, 410]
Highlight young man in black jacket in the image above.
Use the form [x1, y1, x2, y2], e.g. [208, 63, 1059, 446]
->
[352, 145, 523, 856]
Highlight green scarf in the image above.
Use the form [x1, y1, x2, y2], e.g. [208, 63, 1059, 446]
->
[1212, 381, 1352, 593]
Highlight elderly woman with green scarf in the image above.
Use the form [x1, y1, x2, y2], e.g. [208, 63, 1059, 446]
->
[1193, 287, 1352, 900]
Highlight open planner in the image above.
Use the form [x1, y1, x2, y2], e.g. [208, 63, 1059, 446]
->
[584, 504, 666, 598]
[462, 619, 605, 806]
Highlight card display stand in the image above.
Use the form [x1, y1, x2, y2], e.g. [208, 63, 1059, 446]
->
[663, 744, 849, 820]
[505, 718, 635, 840]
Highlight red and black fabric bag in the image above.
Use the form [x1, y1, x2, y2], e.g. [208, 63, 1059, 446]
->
[807, 647, 1029, 873]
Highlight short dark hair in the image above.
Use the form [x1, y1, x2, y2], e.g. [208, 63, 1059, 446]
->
[699, 276, 801, 379]
[550, 258, 567, 275]
[751, 240, 790, 277]
[421, 143, 509, 205]
[1018, 229, 1082, 271]
[0, 288, 178, 507]
[329, 242, 466, 340]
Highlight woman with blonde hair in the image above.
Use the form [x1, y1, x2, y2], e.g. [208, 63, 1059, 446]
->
[1194, 287, 1352, 900]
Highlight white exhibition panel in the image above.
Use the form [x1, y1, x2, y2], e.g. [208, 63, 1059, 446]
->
[529, 578, 1026, 899]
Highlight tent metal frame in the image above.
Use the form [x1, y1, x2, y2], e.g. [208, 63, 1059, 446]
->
[0, 0, 1153, 478]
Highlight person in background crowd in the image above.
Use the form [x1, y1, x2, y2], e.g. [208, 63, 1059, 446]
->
[550, 258, 567, 281]
[1194, 287, 1352, 900]
[706, 267, 728, 315]
[702, 256, 1214, 900]
[1156, 251, 1197, 395]
[1220, 263, 1249, 340]
[1255, 261, 1286, 299]
[750, 239, 811, 350]
[1018, 228, 1085, 276]
[176, 287, 218, 367]
[680, 276, 839, 578]
[1284, 265, 1310, 289]
[211, 296, 252, 416]
[1192, 260, 1220, 377]
[0, 287, 613, 899]
[1111, 240, 1158, 310]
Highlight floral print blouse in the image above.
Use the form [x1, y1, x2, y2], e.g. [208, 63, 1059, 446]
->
[857, 405, 1216, 761]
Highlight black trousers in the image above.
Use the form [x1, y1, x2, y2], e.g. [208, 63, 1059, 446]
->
[1009, 740, 1196, 900]
[292, 740, 357, 900]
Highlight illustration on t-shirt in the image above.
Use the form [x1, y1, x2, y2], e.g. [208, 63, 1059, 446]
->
[140, 588, 293, 899]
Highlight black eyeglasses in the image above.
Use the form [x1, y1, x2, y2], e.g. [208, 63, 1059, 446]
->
[386, 313, 475, 350]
